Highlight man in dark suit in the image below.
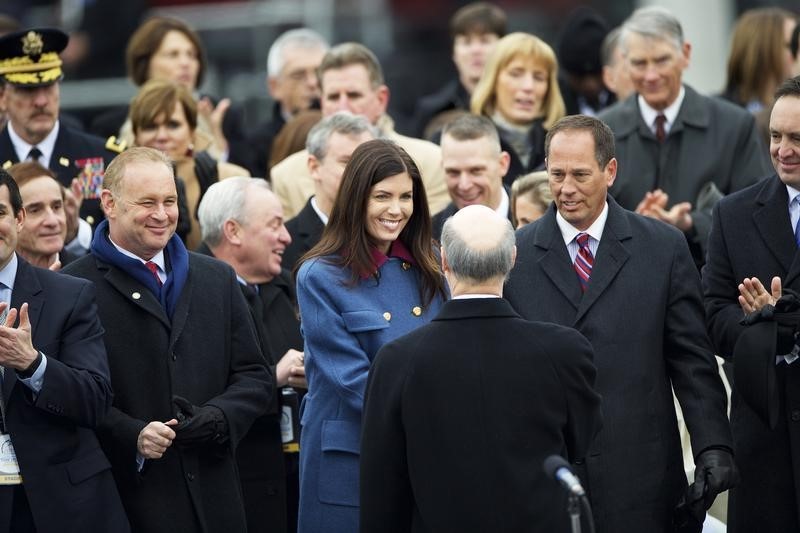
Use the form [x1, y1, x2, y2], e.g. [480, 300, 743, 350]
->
[703, 76, 800, 532]
[504, 115, 737, 533]
[410, 2, 506, 139]
[0, 28, 124, 230]
[197, 177, 305, 533]
[598, 7, 771, 266]
[0, 170, 129, 533]
[361, 204, 601, 532]
[242, 28, 328, 178]
[433, 114, 511, 240]
[283, 111, 375, 270]
[63, 147, 272, 533]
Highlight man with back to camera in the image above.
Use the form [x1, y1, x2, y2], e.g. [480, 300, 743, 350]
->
[433, 113, 511, 240]
[504, 114, 737, 533]
[0, 169, 129, 533]
[598, 6, 771, 267]
[63, 147, 272, 533]
[360, 204, 601, 533]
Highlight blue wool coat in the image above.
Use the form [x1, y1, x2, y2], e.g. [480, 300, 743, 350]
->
[296, 253, 444, 533]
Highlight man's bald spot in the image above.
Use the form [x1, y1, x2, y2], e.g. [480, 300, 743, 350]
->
[449, 204, 508, 252]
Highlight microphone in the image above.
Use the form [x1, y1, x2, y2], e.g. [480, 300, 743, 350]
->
[543, 455, 585, 496]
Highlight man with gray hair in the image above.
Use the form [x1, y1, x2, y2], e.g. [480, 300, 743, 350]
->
[283, 111, 376, 270]
[598, 6, 771, 267]
[601, 27, 634, 102]
[197, 177, 305, 533]
[245, 28, 329, 178]
[360, 204, 601, 533]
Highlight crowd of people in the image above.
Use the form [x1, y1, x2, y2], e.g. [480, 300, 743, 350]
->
[0, 2, 799, 533]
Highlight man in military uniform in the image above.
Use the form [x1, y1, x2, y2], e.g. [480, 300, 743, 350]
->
[0, 27, 123, 229]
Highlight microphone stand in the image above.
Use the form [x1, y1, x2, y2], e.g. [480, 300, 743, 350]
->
[568, 493, 582, 533]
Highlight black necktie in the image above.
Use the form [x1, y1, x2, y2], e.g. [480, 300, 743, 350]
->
[27, 146, 42, 162]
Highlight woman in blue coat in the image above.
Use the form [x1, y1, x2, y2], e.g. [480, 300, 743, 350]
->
[295, 139, 447, 532]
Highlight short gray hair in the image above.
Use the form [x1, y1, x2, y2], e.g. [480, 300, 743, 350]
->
[620, 6, 684, 54]
[601, 26, 622, 67]
[441, 215, 515, 283]
[198, 177, 271, 247]
[267, 28, 329, 77]
[305, 111, 378, 160]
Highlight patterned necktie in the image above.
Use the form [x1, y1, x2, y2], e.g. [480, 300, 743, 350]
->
[574, 233, 594, 292]
[145, 261, 162, 287]
[27, 146, 42, 162]
[654, 114, 667, 143]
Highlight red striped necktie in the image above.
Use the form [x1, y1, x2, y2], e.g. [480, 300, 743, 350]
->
[145, 261, 162, 287]
[574, 233, 594, 292]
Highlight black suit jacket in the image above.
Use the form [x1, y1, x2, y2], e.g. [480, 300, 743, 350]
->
[284, 198, 325, 272]
[360, 297, 601, 533]
[0, 257, 129, 533]
[505, 198, 732, 533]
[240, 102, 287, 179]
[199, 240, 303, 533]
[703, 174, 800, 532]
[598, 86, 772, 264]
[0, 124, 119, 228]
[63, 251, 272, 533]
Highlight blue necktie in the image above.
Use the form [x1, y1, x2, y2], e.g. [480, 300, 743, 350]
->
[795, 198, 800, 248]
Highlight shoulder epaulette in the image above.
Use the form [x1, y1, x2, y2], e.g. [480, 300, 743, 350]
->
[105, 135, 126, 153]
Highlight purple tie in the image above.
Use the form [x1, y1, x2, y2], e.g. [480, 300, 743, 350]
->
[574, 233, 594, 292]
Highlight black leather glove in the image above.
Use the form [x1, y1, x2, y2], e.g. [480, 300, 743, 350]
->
[686, 448, 739, 521]
[172, 395, 229, 448]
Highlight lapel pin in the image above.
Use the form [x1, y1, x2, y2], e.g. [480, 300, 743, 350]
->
[59, 157, 70, 167]
[132, 292, 141, 300]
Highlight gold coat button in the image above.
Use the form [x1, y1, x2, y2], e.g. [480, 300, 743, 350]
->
[59, 157, 70, 167]
[86, 216, 95, 225]
[401, 262, 411, 271]
[383, 311, 391, 321]
[411, 306, 422, 317]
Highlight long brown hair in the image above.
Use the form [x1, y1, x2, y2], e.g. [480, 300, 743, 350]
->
[299, 139, 445, 305]
[726, 8, 796, 108]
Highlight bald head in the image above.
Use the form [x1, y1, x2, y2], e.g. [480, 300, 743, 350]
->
[441, 205, 515, 290]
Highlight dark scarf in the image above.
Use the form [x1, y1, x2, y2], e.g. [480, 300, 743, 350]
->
[91, 219, 189, 318]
